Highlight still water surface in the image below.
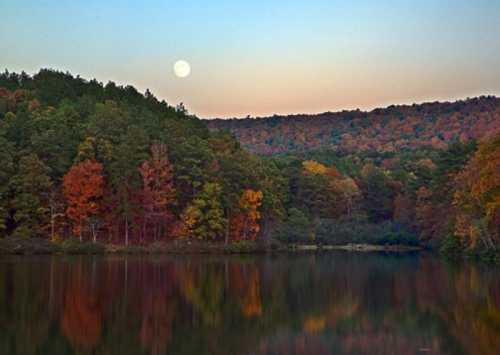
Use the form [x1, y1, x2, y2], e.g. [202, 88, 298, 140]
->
[0, 252, 498, 355]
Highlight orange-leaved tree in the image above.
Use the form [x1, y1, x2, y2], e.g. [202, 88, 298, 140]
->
[139, 144, 176, 241]
[230, 189, 263, 241]
[63, 160, 104, 242]
[453, 134, 500, 250]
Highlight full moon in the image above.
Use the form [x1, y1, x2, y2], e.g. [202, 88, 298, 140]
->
[174, 60, 191, 78]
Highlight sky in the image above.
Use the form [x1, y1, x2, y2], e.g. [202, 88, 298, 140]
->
[1, 0, 500, 118]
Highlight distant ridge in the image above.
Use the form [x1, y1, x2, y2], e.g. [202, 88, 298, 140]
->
[207, 96, 500, 155]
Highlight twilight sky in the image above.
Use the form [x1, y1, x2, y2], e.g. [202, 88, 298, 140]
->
[2, 0, 500, 118]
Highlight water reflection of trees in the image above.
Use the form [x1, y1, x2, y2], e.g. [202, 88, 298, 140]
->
[61, 261, 102, 350]
[0, 254, 498, 355]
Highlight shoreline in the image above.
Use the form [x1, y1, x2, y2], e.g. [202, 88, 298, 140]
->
[0, 237, 423, 255]
[318, 244, 422, 252]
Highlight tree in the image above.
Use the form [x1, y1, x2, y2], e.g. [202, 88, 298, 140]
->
[230, 189, 263, 241]
[30, 104, 82, 179]
[359, 164, 395, 222]
[258, 159, 288, 241]
[275, 208, 312, 244]
[80, 101, 130, 165]
[415, 187, 439, 242]
[63, 160, 104, 242]
[393, 193, 414, 227]
[170, 136, 214, 209]
[107, 126, 148, 245]
[0, 137, 15, 234]
[453, 134, 500, 251]
[212, 145, 262, 244]
[292, 160, 338, 220]
[139, 144, 176, 242]
[302, 160, 328, 175]
[181, 183, 226, 241]
[330, 176, 361, 218]
[11, 154, 52, 238]
[430, 140, 477, 203]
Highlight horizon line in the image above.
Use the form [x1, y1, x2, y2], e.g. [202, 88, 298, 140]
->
[205, 94, 499, 120]
[3, 67, 499, 121]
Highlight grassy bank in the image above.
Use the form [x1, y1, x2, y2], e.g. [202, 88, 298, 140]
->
[0, 237, 426, 256]
[0, 237, 273, 255]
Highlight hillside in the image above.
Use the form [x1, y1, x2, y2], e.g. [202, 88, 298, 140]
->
[0, 69, 286, 245]
[207, 97, 500, 154]
[0, 70, 498, 259]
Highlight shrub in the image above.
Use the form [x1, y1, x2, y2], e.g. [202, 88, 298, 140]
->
[316, 218, 419, 246]
[224, 240, 260, 253]
[0, 237, 57, 254]
[59, 237, 105, 254]
[439, 234, 464, 257]
[274, 208, 312, 244]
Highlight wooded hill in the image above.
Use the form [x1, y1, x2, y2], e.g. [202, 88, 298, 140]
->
[0, 69, 498, 259]
[207, 97, 500, 155]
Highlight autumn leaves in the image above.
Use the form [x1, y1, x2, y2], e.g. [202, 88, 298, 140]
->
[63, 160, 104, 242]
[62, 144, 265, 244]
[1, 70, 499, 255]
[453, 136, 500, 251]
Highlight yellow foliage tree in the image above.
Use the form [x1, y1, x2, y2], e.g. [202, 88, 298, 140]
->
[453, 134, 500, 250]
[302, 160, 328, 175]
[331, 177, 361, 217]
[230, 189, 263, 241]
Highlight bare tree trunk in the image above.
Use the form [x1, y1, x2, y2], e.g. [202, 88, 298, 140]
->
[225, 260, 229, 291]
[50, 205, 55, 240]
[92, 223, 96, 243]
[124, 257, 128, 296]
[91, 257, 96, 288]
[125, 216, 129, 246]
[225, 210, 231, 245]
[142, 220, 146, 244]
[261, 217, 271, 244]
[243, 217, 248, 240]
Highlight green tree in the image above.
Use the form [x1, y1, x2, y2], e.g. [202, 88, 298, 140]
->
[275, 208, 312, 244]
[293, 169, 336, 219]
[0, 137, 15, 234]
[107, 126, 148, 245]
[30, 103, 82, 179]
[258, 159, 288, 241]
[11, 154, 52, 238]
[170, 136, 214, 209]
[359, 164, 395, 222]
[182, 183, 226, 241]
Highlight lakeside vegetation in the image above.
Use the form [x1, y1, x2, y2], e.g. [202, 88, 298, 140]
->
[0, 70, 498, 260]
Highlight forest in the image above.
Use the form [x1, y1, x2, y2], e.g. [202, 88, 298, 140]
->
[207, 97, 500, 155]
[0, 69, 498, 259]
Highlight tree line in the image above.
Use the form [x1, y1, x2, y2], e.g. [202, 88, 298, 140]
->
[0, 69, 498, 257]
[207, 95, 500, 155]
[0, 70, 284, 246]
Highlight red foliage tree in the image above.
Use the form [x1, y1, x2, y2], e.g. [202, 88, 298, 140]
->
[62, 160, 104, 242]
[139, 144, 176, 241]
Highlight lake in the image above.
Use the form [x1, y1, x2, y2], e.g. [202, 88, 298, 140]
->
[0, 252, 498, 355]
